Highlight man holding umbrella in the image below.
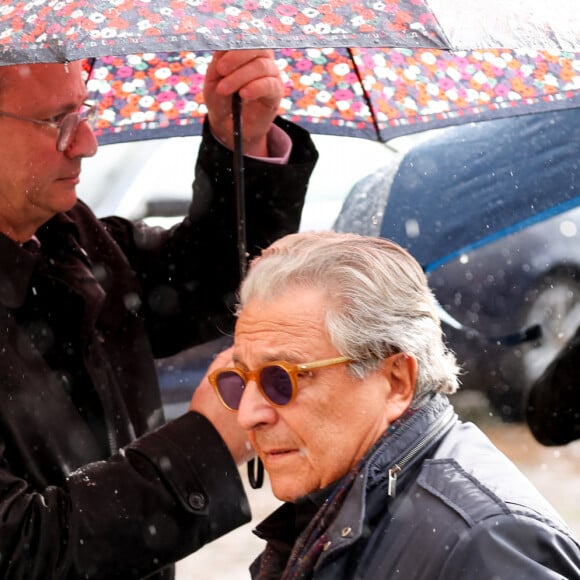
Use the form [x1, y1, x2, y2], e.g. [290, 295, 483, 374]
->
[0, 49, 317, 579]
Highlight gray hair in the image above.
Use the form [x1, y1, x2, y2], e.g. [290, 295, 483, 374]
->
[238, 231, 460, 399]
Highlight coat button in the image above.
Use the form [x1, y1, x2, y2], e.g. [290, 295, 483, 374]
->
[341, 527, 352, 538]
[188, 492, 207, 510]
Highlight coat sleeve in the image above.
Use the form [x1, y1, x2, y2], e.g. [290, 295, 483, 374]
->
[100, 118, 318, 357]
[525, 325, 580, 446]
[0, 412, 250, 579]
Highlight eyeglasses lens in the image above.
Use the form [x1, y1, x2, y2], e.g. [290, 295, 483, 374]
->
[260, 365, 293, 406]
[57, 106, 97, 152]
[216, 364, 295, 410]
[57, 115, 78, 151]
[216, 370, 245, 410]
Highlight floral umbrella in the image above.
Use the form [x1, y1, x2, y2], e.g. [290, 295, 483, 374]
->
[2, 0, 579, 66]
[4, 0, 580, 487]
[86, 47, 580, 146]
[3, 0, 580, 147]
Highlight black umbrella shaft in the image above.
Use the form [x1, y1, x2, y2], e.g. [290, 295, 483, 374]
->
[233, 92, 264, 488]
[232, 91, 247, 279]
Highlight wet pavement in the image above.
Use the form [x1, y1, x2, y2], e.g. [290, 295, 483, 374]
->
[176, 409, 580, 579]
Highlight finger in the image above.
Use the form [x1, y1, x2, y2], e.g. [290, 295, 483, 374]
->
[215, 56, 281, 96]
[215, 49, 276, 76]
[237, 76, 284, 104]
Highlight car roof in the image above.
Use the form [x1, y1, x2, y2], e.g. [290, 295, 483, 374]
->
[374, 108, 580, 271]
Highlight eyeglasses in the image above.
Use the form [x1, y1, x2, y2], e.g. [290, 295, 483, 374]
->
[208, 356, 351, 411]
[0, 102, 98, 152]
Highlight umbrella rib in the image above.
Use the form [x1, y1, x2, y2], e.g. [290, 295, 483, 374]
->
[347, 48, 383, 144]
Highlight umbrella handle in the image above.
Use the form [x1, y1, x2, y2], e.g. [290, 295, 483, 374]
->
[232, 91, 247, 279]
[232, 93, 263, 488]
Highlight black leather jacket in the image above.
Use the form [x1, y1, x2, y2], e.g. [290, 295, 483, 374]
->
[253, 395, 580, 579]
[0, 119, 317, 579]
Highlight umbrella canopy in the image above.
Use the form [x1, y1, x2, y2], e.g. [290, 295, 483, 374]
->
[3, 0, 580, 278]
[1, 0, 579, 66]
[85, 47, 580, 145]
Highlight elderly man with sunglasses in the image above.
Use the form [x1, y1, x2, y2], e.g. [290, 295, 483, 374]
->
[0, 50, 317, 579]
[206, 231, 580, 579]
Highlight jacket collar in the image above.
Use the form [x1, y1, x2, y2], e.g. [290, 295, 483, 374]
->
[318, 394, 456, 555]
[253, 395, 456, 561]
[0, 212, 81, 309]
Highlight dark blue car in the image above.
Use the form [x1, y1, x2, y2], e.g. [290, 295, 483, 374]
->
[335, 108, 580, 419]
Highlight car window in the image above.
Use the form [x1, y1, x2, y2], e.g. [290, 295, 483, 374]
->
[79, 134, 397, 229]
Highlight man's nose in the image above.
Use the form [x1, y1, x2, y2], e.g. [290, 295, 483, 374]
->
[237, 379, 278, 431]
[65, 119, 98, 159]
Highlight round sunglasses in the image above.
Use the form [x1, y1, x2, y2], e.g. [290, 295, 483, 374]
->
[208, 356, 351, 411]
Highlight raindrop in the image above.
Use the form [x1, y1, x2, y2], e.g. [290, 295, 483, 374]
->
[559, 220, 577, 238]
[92, 263, 108, 283]
[405, 218, 420, 238]
[159, 456, 172, 471]
[123, 292, 141, 312]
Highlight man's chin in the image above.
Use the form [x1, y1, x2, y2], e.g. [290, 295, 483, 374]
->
[270, 478, 310, 503]
[52, 188, 78, 213]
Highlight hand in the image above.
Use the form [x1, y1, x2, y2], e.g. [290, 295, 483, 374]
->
[204, 49, 283, 157]
[189, 346, 255, 465]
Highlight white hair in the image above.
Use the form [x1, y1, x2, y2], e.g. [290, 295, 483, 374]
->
[238, 231, 460, 398]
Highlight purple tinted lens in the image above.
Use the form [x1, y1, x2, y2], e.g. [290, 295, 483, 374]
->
[216, 371, 245, 410]
[260, 365, 293, 406]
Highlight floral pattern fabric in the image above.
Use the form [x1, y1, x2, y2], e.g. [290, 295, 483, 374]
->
[85, 48, 580, 145]
[0, 0, 448, 65]
[1, 0, 579, 66]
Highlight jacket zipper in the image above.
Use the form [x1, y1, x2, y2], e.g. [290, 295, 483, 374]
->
[387, 406, 456, 497]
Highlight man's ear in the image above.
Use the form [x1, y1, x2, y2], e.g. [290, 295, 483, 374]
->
[382, 353, 417, 423]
